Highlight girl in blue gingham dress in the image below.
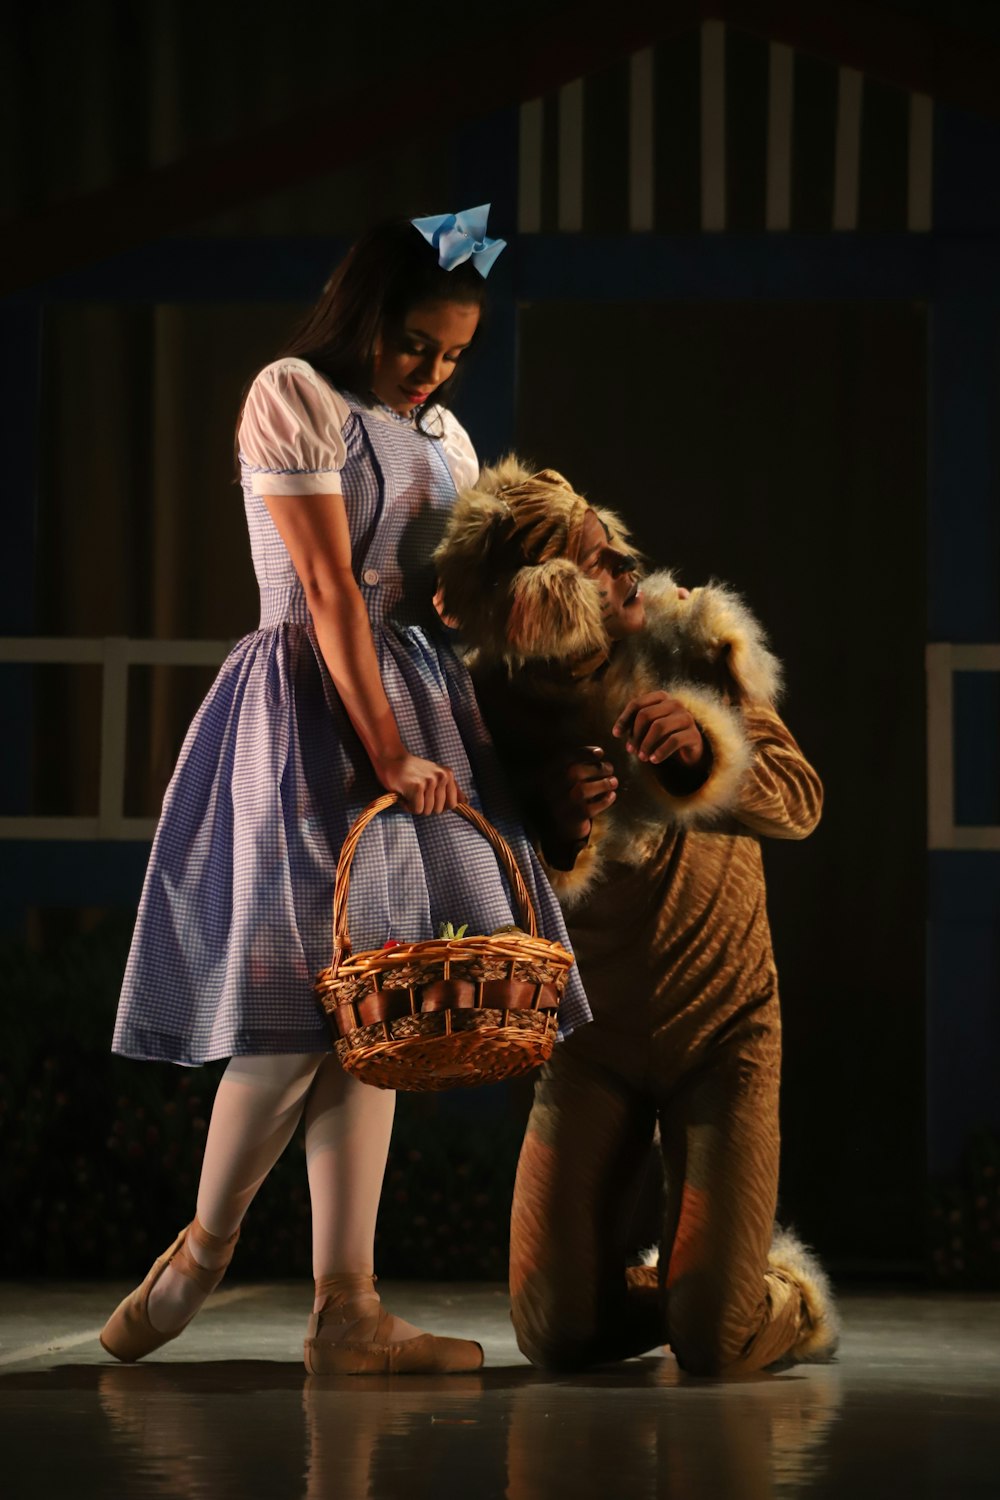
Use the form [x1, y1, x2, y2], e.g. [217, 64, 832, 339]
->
[101, 215, 590, 1376]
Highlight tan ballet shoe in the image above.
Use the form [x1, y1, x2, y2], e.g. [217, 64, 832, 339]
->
[99, 1219, 240, 1363]
[304, 1273, 484, 1376]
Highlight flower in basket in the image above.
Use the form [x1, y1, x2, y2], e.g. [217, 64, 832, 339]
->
[382, 939, 401, 949]
[438, 921, 469, 939]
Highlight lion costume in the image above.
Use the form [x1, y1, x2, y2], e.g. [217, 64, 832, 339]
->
[435, 459, 839, 1376]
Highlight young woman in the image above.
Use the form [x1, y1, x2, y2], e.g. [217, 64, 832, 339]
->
[100, 211, 590, 1375]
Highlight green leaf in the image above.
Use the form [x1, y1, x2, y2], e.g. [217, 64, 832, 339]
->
[437, 920, 469, 940]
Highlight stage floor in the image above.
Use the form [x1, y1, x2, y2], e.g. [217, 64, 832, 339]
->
[0, 1282, 997, 1498]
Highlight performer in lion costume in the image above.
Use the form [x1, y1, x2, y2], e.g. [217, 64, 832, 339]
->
[434, 458, 839, 1376]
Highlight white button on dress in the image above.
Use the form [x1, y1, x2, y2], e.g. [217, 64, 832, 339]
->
[362, 567, 380, 586]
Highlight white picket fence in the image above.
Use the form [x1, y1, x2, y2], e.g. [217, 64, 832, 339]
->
[925, 643, 1000, 851]
[1, 637, 997, 849]
[0, 637, 230, 840]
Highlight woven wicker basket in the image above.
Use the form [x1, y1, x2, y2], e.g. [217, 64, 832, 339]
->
[314, 792, 574, 1091]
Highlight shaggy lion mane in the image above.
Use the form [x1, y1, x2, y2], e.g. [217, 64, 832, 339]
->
[435, 455, 637, 667]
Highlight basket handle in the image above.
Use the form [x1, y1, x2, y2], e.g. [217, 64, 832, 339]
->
[331, 792, 539, 965]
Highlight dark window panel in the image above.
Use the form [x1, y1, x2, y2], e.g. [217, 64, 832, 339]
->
[954, 672, 1000, 826]
[654, 30, 701, 233]
[583, 60, 630, 233]
[540, 93, 561, 233]
[859, 77, 911, 231]
[726, 27, 769, 233]
[792, 51, 838, 232]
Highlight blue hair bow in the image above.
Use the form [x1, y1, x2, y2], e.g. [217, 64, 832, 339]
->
[410, 204, 507, 278]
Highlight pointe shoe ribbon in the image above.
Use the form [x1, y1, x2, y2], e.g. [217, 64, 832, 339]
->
[99, 1219, 240, 1364]
[304, 1273, 484, 1376]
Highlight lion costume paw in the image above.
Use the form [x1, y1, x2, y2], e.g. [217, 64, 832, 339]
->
[767, 1225, 841, 1365]
[641, 1225, 840, 1369]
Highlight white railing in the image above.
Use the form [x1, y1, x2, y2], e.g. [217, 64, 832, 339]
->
[1, 637, 996, 849]
[926, 643, 1000, 851]
[0, 637, 230, 840]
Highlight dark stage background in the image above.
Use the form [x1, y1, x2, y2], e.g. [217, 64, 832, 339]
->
[517, 300, 929, 1267]
[2, 1, 999, 1288]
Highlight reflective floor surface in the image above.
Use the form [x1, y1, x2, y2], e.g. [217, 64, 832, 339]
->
[1, 1282, 998, 1498]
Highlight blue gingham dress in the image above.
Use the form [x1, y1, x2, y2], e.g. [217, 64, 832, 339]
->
[113, 359, 590, 1064]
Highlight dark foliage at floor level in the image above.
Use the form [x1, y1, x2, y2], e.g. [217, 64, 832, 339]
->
[0, 917, 530, 1280]
[3, 916, 998, 1286]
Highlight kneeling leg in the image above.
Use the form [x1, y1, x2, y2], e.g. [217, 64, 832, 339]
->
[510, 1051, 664, 1369]
[659, 1020, 838, 1376]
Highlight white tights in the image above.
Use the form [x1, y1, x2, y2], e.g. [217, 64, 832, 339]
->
[147, 1053, 420, 1337]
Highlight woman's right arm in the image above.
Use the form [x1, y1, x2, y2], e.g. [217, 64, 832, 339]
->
[263, 489, 460, 815]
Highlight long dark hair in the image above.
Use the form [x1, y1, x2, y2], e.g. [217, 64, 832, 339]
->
[284, 217, 487, 411]
[234, 218, 490, 464]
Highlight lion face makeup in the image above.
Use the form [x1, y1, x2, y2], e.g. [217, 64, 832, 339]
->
[574, 508, 644, 642]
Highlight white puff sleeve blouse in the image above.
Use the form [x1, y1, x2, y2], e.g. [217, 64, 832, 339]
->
[239, 356, 481, 497]
[238, 358, 350, 495]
